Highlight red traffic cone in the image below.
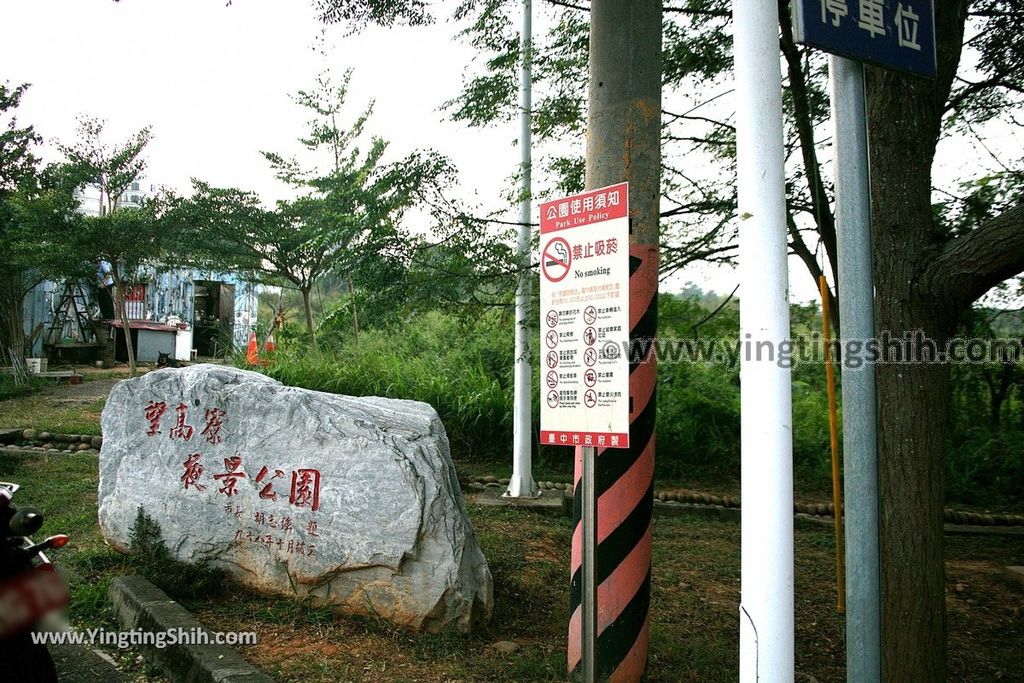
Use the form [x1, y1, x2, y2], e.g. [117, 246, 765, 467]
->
[246, 331, 259, 365]
[260, 331, 276, 367]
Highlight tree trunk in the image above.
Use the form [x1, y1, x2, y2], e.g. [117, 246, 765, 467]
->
[347, 275, 359, 351]
[111, 272, 137, 377]
[866, 3, 970, 677]
[874, 313, 953, 682]
[301, 287, 315, 342]
[986, 366, 1013, 430]
[872, 182, 954, 681]
[0, 274, 26, 358]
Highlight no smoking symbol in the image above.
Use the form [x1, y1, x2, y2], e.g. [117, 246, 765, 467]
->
[541, 237, 572, 283]
[546, 370, 559, 389]
[583, 306, 597, 325]
[584, 390, 597, 408]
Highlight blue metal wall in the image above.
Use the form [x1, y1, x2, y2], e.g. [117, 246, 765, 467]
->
[22, 267, 260, 357]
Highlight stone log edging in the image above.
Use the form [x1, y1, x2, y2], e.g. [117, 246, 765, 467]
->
[0, 429, 102, 455]
[2, 433, 1021, 529]
[462, 475, 1024, 528]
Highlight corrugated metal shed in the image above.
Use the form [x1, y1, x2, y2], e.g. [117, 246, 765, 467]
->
[22, 266, 260, 358]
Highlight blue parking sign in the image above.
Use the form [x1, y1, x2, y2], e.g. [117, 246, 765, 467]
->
[792, 0, 936, 78]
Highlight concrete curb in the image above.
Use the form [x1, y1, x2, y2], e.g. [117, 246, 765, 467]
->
[109, 575, 274, 683]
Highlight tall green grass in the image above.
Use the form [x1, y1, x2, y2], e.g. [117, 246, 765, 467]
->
[251, 298, 1023, 505]
[261, 311, 515, 460]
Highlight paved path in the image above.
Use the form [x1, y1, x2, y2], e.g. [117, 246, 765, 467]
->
[50, 642, 127, 682]
[36, 368, 138, 406]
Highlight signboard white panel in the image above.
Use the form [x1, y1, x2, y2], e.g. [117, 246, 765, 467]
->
[539, 182, 630, 449]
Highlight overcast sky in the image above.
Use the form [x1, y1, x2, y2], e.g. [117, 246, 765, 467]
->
[3, 1, 518, 206]
[4, 1, 1018, 305]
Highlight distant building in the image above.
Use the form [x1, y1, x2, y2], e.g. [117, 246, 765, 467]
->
[72, 179, 155, 217]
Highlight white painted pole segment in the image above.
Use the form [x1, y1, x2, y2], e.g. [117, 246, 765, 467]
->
[507, 0, 539, 499]
[733, 0, 795, 680]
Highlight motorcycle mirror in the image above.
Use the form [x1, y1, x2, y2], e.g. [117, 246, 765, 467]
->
[9, 507, 44, 536]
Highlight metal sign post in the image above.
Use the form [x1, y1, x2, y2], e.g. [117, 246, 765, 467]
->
[539, 184, 631, 681]
[581, 445, 598, 683]
[830, 55, 881, 683]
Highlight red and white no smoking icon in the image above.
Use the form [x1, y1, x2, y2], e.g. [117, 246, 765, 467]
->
[542, 237, 572, 283]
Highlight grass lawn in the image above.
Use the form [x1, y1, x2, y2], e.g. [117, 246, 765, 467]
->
[1, 451, 1021, 682]
[0, 368, 132, 434]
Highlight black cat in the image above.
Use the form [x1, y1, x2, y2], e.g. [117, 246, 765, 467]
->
[156, 352, 187, 368]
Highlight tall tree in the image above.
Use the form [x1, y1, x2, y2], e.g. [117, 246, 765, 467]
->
[314, 0, 1024, 678]
[171, 70, 449, 340]
[0, 84, 80, 374]
[59, 116, 151, 217]
[866, 3, 1023, 677]
[53, 118, 157, 376]
[0, 83, 45, 375]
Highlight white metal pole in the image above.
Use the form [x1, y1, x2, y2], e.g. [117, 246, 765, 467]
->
[733, 0, 795, 680]
[830, 55, 881, 682]
[507, 0, 539, 499]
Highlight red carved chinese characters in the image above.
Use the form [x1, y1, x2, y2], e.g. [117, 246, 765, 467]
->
[213, 456, 246, 496]
[254, 466, 285, 501]
[169, 403, 194, 441]
[181, 454, 206, 491]
[289, 469, 321, 512]
[201, 408, 227, 445]
[144, 401, 168, 436]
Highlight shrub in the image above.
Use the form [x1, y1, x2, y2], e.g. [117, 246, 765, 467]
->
[128, 507, 226, 599]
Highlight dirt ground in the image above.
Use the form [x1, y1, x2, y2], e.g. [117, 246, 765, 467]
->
[3, 371, 1022, 681]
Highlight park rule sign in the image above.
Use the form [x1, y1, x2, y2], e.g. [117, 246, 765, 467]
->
[539, 182, 630, 449]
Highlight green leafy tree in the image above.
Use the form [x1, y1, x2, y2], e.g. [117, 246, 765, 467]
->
[0, 84, 80, 375]
[173, 71, 439, 340]
[41, 118, 159, 376]
[0, 83, 44, 372]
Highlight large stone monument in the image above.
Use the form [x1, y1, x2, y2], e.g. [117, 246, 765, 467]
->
[98, 365, 492, 633]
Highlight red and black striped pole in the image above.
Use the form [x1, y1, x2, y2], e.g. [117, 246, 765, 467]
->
[568, 1, 662, 680]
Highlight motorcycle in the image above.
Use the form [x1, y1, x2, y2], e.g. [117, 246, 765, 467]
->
[0, 482, 70, 682]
